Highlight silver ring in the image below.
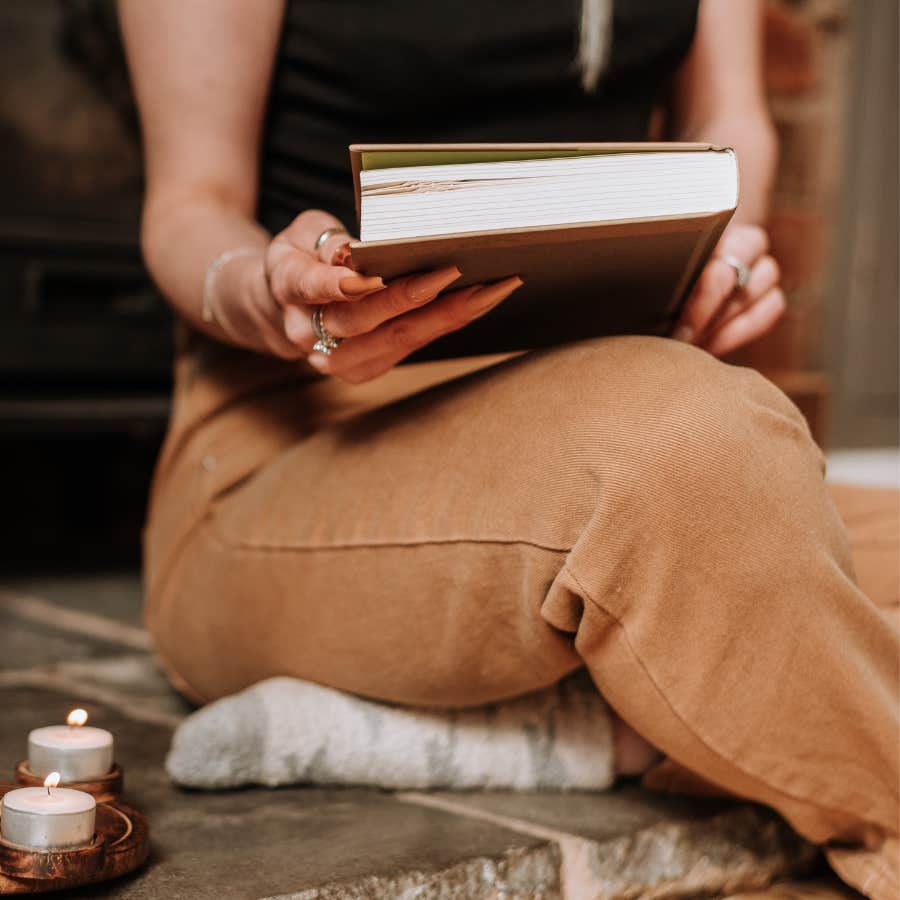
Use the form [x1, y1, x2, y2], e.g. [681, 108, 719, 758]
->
[314, 226, 349, 253]
[310, 305, 342, 356]
[718, 255, 752, 293]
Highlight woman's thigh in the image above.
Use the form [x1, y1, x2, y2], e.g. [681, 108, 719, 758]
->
[149, 338, 616, 705]
[144, 335, 815, 705]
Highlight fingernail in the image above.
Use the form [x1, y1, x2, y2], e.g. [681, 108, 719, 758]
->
[469, 275, 523, 309]
[407, 266, 462, 302]
[672, 325, 694, 343]
[340, 274, 384, 297]
[333, 245, 354, 269]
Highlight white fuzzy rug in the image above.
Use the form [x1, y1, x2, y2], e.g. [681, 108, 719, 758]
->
[166, 669, 615, 792]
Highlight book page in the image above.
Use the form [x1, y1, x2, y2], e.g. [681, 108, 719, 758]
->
[360, 151, 737, 242]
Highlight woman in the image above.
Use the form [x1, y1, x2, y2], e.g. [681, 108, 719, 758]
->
[119, 1, 898, 896]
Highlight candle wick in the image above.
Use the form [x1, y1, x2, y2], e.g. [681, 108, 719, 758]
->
[47, 785, 51, 797]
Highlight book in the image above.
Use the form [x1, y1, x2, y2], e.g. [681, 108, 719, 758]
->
[348, 143, 738, 362]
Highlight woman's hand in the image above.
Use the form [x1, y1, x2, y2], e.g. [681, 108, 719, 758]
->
[263, 210, 523, 383]
[670, 223, 785, 358]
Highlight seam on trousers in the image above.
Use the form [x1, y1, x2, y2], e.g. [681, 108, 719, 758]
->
[562, 563, 889, 832]
[205, 513, 573, 555]
[163, 517, 573, 707]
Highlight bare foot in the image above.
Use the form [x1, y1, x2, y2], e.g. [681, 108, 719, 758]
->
[612, 714, 664, 776]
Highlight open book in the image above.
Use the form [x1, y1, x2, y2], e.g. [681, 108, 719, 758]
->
[348, 144, 738, 361]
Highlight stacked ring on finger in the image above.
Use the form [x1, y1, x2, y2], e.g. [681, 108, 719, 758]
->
[314, 226, 349, 252]
[717, 254, 752, 294]
[311, 305, 342, 355]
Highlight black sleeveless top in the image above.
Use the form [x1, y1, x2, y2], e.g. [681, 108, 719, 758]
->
[258, 0, 699, 235]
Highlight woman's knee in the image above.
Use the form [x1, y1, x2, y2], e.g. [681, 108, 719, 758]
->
[560, 335, 811, 450]
[555, 338, 849, 627]
[553, 336, 825, 524]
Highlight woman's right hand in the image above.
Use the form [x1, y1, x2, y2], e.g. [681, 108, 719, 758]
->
[255, 210, 522, 383]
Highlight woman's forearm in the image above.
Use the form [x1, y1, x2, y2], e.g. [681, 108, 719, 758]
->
[669, 0, 776, 226]
[680, 114, 778, 226]
[117, 0, 286, 345]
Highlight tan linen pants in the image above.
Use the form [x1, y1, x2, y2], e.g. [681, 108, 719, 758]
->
[144, 330, 899, 900]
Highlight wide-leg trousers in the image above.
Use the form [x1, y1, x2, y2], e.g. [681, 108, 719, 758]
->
[144, 333, 899, 899]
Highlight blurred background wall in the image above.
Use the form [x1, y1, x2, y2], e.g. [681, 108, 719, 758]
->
[1, 2, 168, 570]
[731, 0, 899, 450]
[0, 0, 897, 575]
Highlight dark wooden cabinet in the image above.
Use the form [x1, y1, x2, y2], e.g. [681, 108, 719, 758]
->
[0, 2, 171, 568]
[0, 1, 172, 432]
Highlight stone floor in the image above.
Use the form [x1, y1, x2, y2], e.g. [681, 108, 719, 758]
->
[0, 573, 861, 899]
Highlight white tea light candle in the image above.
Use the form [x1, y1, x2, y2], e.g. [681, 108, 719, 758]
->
[28, 710, 114, 782]
[1, 774, 96, 850]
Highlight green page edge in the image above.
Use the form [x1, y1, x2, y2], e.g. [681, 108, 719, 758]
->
[360, 148, 625, 170]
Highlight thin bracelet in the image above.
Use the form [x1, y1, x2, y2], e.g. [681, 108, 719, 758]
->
[201, 246, 261, 323]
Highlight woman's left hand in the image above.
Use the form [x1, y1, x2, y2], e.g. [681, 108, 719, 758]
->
[670, 223, 786, 357]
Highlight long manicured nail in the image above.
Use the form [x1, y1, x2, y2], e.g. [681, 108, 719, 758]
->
[672, 325, 694, 343]
[407, 266, 462, 303]
[469, 276, 523, 309]
[340, 274, 384, 296]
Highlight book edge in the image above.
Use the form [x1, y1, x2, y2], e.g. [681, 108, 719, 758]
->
[349, 208, 734, 253]
[349, 142, 733, 226]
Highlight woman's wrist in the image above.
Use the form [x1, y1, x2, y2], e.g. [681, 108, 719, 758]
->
[202, 246, 263, 325]
[200, 244, 267, 347]
[205, 242, 313, 361]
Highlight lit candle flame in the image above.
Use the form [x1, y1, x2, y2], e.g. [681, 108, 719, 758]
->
[67, 708, 88, 727]
[44, 772, 61, 795]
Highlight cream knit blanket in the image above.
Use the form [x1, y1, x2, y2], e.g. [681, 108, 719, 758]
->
[166, 669, 615, 791]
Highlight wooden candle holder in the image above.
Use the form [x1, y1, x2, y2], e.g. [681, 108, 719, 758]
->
[0, 785, 149, 894]
[14, 762, 123, 804]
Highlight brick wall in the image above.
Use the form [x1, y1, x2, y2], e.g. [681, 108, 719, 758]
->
[728, 0, 853, 443]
